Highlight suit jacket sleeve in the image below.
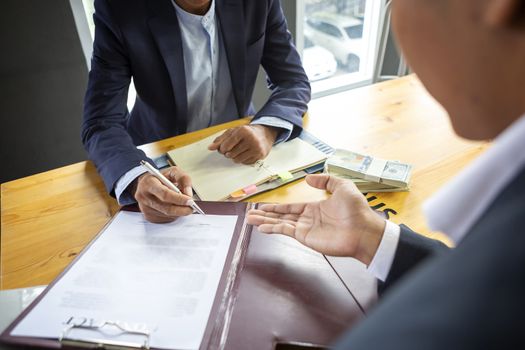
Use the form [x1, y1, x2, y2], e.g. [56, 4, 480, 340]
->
[378, 224, 449, 295]
[253, 0, 311, 139]
[81, 0, 149, 195]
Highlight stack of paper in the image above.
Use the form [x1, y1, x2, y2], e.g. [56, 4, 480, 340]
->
[8, 211, 239, 350]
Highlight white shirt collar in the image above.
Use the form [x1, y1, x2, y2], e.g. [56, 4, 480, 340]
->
[423, 115, 525, 244]
[172, 0, 215, 25]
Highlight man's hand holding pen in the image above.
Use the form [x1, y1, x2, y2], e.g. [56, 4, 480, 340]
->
[132, 166, 195, 223]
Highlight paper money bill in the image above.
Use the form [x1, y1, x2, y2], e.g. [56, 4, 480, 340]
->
[325, 150, 373, 177]
[326, 170, 409, 193]
[325, 149, 412, 191]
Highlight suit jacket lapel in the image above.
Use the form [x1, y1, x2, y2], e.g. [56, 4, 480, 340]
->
[216, 0, 246, 117]
[147, 0, 188, 132]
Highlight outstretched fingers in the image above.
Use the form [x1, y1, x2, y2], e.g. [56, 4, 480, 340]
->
[247, 209, 299, 238]
[258, 222, 297, 237]
[256, 203, 307, 215]
[247, 213, 298, 227]
[248, 209, 300, 221]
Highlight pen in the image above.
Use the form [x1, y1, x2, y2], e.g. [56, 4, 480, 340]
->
[140, 160, 206, 215]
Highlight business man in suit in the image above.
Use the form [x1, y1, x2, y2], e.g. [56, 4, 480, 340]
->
[81, 0, 310, 222]
[247, 0, 525, 347]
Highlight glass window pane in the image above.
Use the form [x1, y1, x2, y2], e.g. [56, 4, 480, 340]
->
[82, 0, 136, 111]
[302, 0, 383, 95]
[81, 0, 95, 39]
[344, 24, 363, 39]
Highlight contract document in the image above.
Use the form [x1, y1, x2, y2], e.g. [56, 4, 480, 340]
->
[10, 211, 238, 350]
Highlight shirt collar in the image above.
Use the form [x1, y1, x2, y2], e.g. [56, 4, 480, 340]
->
[172, 0, 215, 25]
[423, 114, 525, 244]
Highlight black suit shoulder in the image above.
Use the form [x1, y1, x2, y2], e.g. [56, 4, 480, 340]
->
[335, 166, 525, 349]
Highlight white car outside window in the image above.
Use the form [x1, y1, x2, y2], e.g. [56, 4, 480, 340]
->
[305, 12, 364, 72]
[302, 36, 338, 82]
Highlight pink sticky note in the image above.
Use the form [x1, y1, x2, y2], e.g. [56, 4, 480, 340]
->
[242, 184, 258, 195]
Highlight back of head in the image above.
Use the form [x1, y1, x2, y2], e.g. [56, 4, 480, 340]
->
[391, 0, 525, 140]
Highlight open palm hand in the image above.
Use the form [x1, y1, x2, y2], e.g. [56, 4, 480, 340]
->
[247, 174, 386, 263]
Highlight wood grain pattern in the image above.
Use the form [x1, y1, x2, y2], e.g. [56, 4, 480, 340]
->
[0, 75, 488, 290]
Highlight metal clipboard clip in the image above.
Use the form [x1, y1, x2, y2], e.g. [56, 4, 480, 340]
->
[59, 317, 151, 350]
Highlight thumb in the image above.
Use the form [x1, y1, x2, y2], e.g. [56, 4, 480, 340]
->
[208, 129, 232, 150]
[305, 174, 347, 194]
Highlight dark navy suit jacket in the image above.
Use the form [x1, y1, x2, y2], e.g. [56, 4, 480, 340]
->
[335, 166, 525, 349]
[81, 0, 310, 195]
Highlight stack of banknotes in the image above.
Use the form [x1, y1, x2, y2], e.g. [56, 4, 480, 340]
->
[324, 149, 412, 193]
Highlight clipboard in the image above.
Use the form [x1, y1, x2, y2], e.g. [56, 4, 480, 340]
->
[0, 201, 368, 350]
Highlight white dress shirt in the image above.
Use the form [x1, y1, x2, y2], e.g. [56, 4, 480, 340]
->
[368, 114, 525, 281]
[115, 0, 293, 205]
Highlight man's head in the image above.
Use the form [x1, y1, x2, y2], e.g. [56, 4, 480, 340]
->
[391, 0, 525, 140]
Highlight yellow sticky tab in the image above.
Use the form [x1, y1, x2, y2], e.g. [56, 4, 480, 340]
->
[230, 189, 246, 198]
[278, 171, 294, 181]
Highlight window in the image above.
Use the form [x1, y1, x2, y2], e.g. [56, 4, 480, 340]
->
[81, 0, 95, 39]
[300, 0, 384, 97]
[344, 24, 363, 39]
[79, 0, 385, 103]
[81, 0, 136, 111]
[319, 22, 343, 38]
[304, 36, 315, 49]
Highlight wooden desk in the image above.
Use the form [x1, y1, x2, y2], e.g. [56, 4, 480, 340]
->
[0, 75, 488, 290]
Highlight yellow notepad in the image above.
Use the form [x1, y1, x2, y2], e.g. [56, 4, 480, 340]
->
[167, 131, 328, 201]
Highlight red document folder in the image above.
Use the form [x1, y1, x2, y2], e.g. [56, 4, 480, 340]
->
[1, 202, 370, 350]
